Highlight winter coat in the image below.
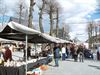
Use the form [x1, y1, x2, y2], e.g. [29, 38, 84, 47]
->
[53, 47, 60, 58]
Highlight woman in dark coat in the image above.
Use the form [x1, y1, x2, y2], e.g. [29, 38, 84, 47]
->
[3, 46, 12, 62]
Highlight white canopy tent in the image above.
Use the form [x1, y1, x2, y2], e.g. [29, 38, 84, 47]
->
[0, 21, 70, 74]
[0, 21, 52, 75]
[0, 21, 70, 44]
[0, 21, 58, 43]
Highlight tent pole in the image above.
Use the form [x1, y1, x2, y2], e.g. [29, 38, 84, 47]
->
[34, 44, 37, 59]
[35, 44, 36, 54]
[25, 35, 28, 75]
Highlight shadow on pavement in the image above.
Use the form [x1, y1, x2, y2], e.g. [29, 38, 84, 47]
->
[88, 65, 100, 70]
[65, 59, 75, 62]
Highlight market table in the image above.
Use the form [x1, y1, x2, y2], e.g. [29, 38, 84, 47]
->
[27, 57, 48, 70]
[0, 57, 50, 75]
[0, 65, 25, 75]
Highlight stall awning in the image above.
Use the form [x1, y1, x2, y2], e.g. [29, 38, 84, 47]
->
[0, 21, 70, 43]
[0, 21, 55, 43]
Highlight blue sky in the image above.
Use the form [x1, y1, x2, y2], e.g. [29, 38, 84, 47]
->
[2, 0, 100, 42]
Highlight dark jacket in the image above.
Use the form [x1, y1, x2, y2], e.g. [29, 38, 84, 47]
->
[77, 47, 84, 55]
[53, 47, 60, 58]
[3, 48, 12, 62]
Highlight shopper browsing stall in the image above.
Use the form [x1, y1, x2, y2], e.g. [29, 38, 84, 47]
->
[3, 46, 12, 62]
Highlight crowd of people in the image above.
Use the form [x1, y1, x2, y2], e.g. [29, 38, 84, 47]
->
[0, 43, 100, 67]
[53, 43, 94, 67]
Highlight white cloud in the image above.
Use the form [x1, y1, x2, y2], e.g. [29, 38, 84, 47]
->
[69, 30, 88, 41]
[95, 18, 100, 22]
[59, 0, 97, 19]
[4, 0, 17, 9]
[65, 17, 87, 23]
[58, 0, 74, 12]
[57, 0, 97, 41]
[74, 0, 96, 5]
[69, 32, 76, 39]
[4, 0, 29, 16]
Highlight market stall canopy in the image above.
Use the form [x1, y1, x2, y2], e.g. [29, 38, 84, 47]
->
[0, 21, 58, 43]
[41, 33, 60, 43]
[0, 38, 13, 42]
[41, 34, 71, 44]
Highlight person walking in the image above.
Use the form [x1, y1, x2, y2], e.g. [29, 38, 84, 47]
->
[70, 44, 75, 59]
[61, 44, 66, 60]
[97, 47, 100, 60]
[66, 44, 70, 58]
[77, 45, 84, 62]
[47, 46, 52, 64]
[53, 44, 60, 67]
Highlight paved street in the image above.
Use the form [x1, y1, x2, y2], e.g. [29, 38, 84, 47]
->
[43, 59, 100, 75]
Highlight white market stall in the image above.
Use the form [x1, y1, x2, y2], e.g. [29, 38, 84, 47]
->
[0, 21, 71, 75]
[0, 21, 70, 75]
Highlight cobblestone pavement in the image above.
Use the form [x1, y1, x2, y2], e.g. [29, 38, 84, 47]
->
[43, 59, 100, 75]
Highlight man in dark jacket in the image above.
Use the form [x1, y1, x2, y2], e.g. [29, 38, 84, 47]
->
[53, 44, 60, 67]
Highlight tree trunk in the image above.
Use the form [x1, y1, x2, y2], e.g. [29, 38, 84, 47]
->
[19, 4, 22, 24]
[56, 8, 59, 37]
[39, 0, 45, 33]
[39, 13, 44, 32]
[88, 23, 93, 49]
[99, 26, 100, 42]
[62, 27, 64, 39]
[28, 0, 35, 28]
[49, 6, 53, 36]
[95, 26, 97, 43]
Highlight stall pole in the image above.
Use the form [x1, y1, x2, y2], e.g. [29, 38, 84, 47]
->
[25, 35, 28, 75]
[35, 44, 37, 55]
[34, 44, 37, 60]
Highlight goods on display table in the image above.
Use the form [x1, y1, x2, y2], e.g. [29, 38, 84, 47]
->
[0, 59, 25, 75]
[27, 65, 48, 75]
[0, 64, 25, 75]
[0, 57, 49, 75]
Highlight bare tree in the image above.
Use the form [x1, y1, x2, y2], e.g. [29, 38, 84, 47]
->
[55, 8, 59, 37]
[87, 21, 94, 49]
[14, 0, 27, 24]
[18, 1, 24, 24]
[37, 0, 46, 33]
[55, 5, 62, 37]
[49, 3, 54, 36]
[28, 0, 35, 28]
[62, 23, 70, 40]
[0, 0, 7, 15]
[94, 23, 98, 43]
[73, 37, 80, 43]
[43, 0, 59, 36]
